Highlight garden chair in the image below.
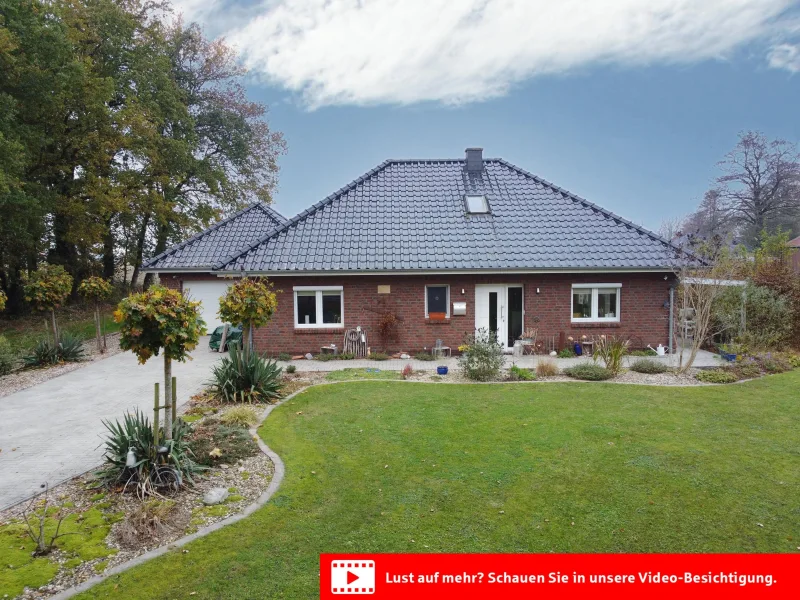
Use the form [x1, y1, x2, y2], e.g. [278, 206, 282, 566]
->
[519, 328, 538, 355]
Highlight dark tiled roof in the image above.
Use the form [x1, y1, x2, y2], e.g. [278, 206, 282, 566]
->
[143, 203, 286, 270]
[215, 159, 678, 272]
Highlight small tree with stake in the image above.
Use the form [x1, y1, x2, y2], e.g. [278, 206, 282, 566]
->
[218, 277, 277, 352]
[23, 264, 73, 344]
[78, 276, 113, 353]
[114, 285, 205, 440]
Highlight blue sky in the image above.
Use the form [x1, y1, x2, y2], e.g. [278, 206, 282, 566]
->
[175, 0, 800, 232]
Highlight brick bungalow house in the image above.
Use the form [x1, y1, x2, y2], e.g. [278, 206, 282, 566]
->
[143, 148, 679, 355]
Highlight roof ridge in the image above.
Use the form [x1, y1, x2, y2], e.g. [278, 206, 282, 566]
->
[494, 158, 682, 253]
[256, 201, 288, 224]
[143, 202, 271, 269]
[213, 160, 395, 271]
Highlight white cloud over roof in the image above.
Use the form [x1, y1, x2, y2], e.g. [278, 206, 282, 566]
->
[174, 0, 798, 108]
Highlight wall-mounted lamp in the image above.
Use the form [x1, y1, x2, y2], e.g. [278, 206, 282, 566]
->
[536, 287, 540, 294]
[461, 289, 465, 295]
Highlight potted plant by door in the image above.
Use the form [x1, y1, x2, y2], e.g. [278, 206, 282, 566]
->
[437, 365, 449, 375]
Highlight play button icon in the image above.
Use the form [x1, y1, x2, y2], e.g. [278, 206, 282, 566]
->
[331, 560, 375, 594]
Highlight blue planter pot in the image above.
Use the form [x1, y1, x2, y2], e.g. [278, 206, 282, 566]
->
[437, 366, 448, 375]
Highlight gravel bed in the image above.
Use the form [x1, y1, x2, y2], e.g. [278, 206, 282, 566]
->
[0, 333, 123, 399]
[1, 402, 274, 600]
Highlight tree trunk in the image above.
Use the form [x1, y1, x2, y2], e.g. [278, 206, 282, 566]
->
[94, 302, 103, 353]
[143, 221, 169, 289]
[50, 309, 59, 345]
[102, 215, 116, 280]
[163, 356, 173, 440]
[129, 212, 150, 291]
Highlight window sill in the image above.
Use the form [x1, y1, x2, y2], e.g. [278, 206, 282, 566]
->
[570, 321, 622, 328]
[425, 318, 451, 325]
[294, 326, 345, 334]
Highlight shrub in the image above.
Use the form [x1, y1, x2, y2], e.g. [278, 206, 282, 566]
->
[592, 336, 630, 375]
[713, 283, 792, 350]
[786, 354, 800, 369]
[629, 359, 668, 374]
[23, 333, 85, 367]
[221, 406, 260, 428]
[695, 369, 737, 384]
[339, 352, 356, 360]
[316, 352, 339, 361]
[276, 352, 292, 362]
[96, 410, 202, 498]
[414, 352, 435, 361]
[208, 346, 282, 403]
[0, 289, 6, 312]
[401, 364, 413, 380]
[286, 364, 297, 374]
[730, 362, 762, 380]
[369, 352, 390, 361]
[629, 348, 657, 357]
[535, 359, 559, 377]
[563, 363, 614, 381]
[188, 419, 260, 467]
[0, 335, 15, 375]
[376, 311, 399, 350]
[458, 328, 503, 381]
[754, 354, 792, 373]
[508, 364, 536, 381]
[557, 348, 575, 358]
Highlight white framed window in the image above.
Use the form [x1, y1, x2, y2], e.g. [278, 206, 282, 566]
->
[425, 284, 450, 318]
[571, 283, 621, 322]
[293, 286, 344, 328]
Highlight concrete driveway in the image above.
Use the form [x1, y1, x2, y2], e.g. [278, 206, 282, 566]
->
[0, 338, 222, 510]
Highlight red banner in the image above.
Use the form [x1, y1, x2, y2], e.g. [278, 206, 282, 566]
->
[320, 554, 800, 599]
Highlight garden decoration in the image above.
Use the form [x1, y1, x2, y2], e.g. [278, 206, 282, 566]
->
[78, 276, 113, 353]
[23, 263, 73, 344]
[115, 285, 205, 440]
[218, 277, 277, 353]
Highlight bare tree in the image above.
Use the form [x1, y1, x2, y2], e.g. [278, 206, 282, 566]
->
[657, 216, 684, 241]
[671, 239, 740, 372]
[681, 189, 736, 240]
[712, 131, 800, 244]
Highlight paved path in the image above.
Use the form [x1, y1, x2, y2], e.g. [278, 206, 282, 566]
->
[279, 348, 722, 372]
[0, 338, 222, 510]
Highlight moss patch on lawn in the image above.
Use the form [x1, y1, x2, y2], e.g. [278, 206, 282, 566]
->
[0, 507, 120, 597]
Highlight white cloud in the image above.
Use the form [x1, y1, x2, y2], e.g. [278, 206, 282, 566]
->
[183, 0, 797, 107]
[768, 42, 800, 72]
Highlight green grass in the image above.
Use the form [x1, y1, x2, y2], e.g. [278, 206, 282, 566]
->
[75, 374, 800, 599]
[325, 367, 402, 381]
[0, 304, 120, 353]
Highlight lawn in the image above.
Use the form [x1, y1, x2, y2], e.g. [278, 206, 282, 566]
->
[0, 304, 119, 353]
[76, 374, 800, 599]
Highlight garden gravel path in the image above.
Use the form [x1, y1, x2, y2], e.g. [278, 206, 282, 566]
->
[0, 338, 222, 510]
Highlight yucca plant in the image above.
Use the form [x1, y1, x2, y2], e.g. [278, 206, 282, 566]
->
[208, 346, 283, 403]
[23, 333, 85, 367]
[95, 409, 202, 498]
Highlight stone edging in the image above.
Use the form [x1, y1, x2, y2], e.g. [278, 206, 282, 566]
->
[49, 388, 301, 600]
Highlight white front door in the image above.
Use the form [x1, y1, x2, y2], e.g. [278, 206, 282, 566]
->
[475, 285, 524, 350]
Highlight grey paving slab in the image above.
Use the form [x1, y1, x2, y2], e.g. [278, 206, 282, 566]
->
[0, 338, 222, 510]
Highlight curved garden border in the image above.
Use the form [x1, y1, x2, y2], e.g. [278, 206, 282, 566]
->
[50, 389, 297, 600]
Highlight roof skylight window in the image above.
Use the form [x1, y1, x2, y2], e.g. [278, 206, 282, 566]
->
[466, 194, 489, 214]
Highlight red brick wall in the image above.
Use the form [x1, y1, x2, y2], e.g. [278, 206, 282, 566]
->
[165, 272, 675, 355]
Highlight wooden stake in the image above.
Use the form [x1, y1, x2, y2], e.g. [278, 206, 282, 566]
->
[153, 382, 160, 447]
